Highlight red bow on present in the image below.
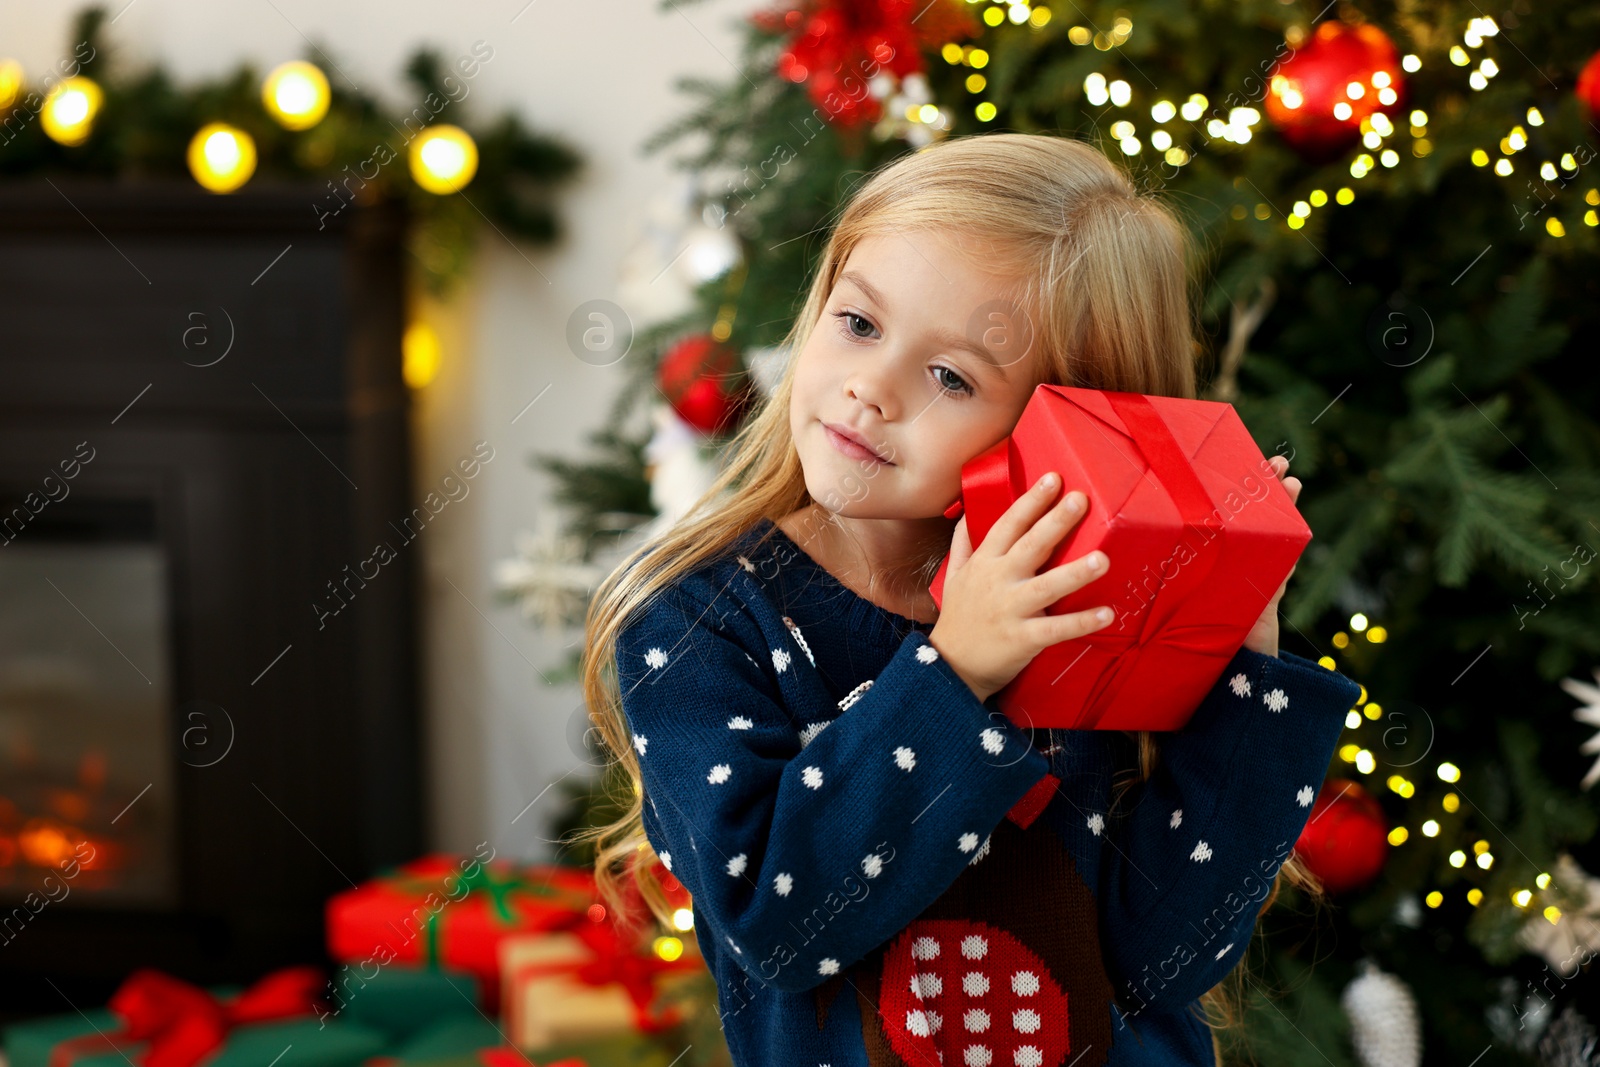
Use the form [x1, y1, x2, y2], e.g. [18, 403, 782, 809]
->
[515, 921, 702, 1036]
[50, 966, 326, 1067]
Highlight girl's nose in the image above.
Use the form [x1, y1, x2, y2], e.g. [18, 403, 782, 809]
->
[843, 363, 900, 422]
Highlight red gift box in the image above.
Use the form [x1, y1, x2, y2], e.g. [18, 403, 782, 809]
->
[326, 854, 598, 1011]
[930, 384, 1310, 731]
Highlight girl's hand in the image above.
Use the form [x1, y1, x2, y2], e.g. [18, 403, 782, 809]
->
[1241, 455, 1302, 659]
[928, 472, 1116, 704]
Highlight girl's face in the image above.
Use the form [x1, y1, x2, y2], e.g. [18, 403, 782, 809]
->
[789, 228, 1042, 521]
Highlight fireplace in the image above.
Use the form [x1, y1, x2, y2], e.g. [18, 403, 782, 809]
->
[0, 494, 179, 908]
[0, 180, 423, 1021]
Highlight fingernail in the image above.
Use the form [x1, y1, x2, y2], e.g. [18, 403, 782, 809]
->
[1063, 492, 1081, 513]
[1040, 472, 1059, 490]
[1096, 608, 1113, 623]
[1085, 552, 1103, 572]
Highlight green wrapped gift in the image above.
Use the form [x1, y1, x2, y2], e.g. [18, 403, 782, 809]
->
[3, 967, 386, 1067]
[4, 1009, 387, 1067]
[330, 966, 482, 1043]
[376, 1015, 504, 1066]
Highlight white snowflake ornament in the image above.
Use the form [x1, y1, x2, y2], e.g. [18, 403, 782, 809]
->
[1562, 667, 1600, 789]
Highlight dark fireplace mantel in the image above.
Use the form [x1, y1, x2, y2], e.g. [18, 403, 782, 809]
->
[0, 179, 423, 1020]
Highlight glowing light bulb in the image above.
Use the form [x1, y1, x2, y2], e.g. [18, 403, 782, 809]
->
[262, 60, 330, 130]
[409, 124, 480, 194]
[186, 123, 258, 193]
[41, 76, 103, 146]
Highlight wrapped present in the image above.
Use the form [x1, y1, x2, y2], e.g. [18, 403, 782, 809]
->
[4, 967, 386, 1067]
[326, 854, 598, 1012]
[931, 383, 1310, 731]
[499, 922, 704, 1052]
[358, 1014, 504, 1067]
[329, 965, 481, 1042]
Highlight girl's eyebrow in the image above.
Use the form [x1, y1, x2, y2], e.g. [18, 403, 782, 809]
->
[839, 270, 890, 309]
[838, 270, 1006, 372]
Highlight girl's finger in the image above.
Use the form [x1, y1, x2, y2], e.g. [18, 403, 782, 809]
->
[949, 514, 973, 569]
[1284, 476, 1302, 503]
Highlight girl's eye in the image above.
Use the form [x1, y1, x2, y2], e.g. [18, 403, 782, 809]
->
[831, 310, 974, 399]
[934, 366, 974, 398]
[836, 310, 876, 340]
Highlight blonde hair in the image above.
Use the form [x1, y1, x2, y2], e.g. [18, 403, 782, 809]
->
[569, 131, 1322, 1051]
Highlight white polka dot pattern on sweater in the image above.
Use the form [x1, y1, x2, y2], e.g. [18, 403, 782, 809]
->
[610, 539, 1367, 1066]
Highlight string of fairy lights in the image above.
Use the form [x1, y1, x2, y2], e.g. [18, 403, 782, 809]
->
[913, 6, 1596, 237]
[1320, 612, 1564, 926]
[0, 57, 481, 196]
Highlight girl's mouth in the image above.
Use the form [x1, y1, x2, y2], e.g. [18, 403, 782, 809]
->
[823, 423, 893, 466]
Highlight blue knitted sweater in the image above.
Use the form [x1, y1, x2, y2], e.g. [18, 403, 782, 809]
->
[615, 517, 1362, 1067]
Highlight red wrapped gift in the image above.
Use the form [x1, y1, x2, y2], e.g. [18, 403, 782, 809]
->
[326, 853, 597, 1011]
[930, 384, 1309, 731]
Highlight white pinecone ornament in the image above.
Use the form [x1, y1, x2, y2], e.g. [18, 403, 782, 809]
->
[1342, 960, 1422, 1067]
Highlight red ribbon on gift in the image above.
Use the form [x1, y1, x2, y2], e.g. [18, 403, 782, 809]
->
[512, 921, 702, 1036]
[49, 967, 326, 1067]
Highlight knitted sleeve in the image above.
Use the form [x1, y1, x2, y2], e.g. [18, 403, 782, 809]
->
[615, 578, 1053, 994]
[1096, 646, 1363, 1017]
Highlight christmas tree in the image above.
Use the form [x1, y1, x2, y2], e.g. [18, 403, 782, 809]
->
[528, 0, 1600, 1062]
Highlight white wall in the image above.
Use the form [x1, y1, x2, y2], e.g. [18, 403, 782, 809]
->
[0, 0, 753, 860]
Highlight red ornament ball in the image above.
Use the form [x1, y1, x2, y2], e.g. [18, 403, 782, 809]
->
[655, 334, 751, 436]
[1293, 778, 1390, 894]
[1578, 49, 1600, 116]
[1264, 20, 1406, 164]
[755, 0, 980, 128]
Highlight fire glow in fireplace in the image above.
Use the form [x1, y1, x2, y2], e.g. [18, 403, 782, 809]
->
[1, 490, 179, 911]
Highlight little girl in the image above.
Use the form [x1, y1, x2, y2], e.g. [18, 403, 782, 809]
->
[579, 133, 1362, 1067]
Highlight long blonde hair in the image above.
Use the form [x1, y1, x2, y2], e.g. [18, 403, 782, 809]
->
[570, 131, 1323, 1047]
